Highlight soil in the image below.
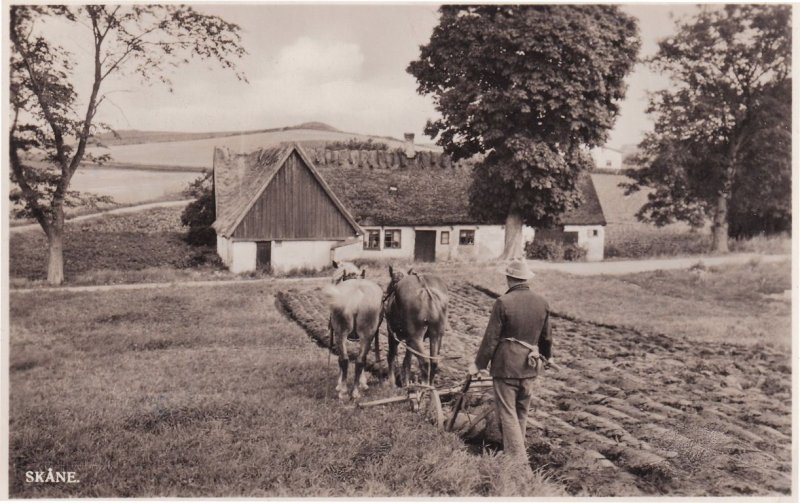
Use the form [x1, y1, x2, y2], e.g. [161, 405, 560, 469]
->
[277, 281, 791, 497]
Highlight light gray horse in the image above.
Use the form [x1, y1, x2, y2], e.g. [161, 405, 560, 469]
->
[323, 261, 384, 400]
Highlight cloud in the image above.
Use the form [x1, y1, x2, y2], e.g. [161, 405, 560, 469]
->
[273, 37, 364, 83]
[96, 36, 437, 139]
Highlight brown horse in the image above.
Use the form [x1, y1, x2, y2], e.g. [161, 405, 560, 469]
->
[324, 261, 384, 400]
[384, 265, 449, 388]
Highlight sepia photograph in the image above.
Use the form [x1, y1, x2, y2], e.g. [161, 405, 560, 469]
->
[2, 1, 794, 498]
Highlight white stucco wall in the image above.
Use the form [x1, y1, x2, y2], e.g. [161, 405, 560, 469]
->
[563, 225, 605, 261]
[359, 226, 415, 260]
[336, 224, 536, 262]
[217, 235, 231, 266]
[270, 240, 339, 273]
[590, 147, 623, 171]
[331, 240, 363, 262]
[229, 241, 257, 273]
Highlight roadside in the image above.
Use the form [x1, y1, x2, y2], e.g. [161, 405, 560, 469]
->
[527, 252, 790, 275]
[8, 199, 193, 233]
[10, 252, 790, 294]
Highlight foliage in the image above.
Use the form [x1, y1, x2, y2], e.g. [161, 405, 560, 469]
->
[604, 226, 711, 259]
[9, 5, 246, 283]
[324, 138, 389, 151]
[524, 239, 586, 262]
[408, 5, 639, 257]
[180, 171, 216, 246]
[623, 5, 791, 250]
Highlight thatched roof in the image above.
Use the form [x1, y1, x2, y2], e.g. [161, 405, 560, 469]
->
[213, 144, 606, 234]
[315, 165, 606, 227]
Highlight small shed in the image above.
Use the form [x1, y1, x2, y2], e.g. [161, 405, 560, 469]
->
[212, 144, 361, 273]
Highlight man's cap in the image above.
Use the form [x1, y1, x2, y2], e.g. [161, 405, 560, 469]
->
[501, 259, 535, 280]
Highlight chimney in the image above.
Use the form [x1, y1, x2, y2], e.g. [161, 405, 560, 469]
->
[403, 133, 416, 159]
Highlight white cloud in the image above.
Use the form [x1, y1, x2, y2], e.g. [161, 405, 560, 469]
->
[95, 36, 437, 140]
[273, 37, 364, 83]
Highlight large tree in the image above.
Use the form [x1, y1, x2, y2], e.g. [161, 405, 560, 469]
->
[408, 5, 639, 258]
[623, 5, 791, 252]
[10, 5, 246, 284]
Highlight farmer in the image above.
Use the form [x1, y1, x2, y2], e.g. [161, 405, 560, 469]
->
[468, 259, 553, 463]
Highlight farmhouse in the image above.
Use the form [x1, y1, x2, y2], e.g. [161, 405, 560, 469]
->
[212, 143, 606, 273]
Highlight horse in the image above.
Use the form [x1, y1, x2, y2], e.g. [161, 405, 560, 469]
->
[384, 265, 449, 389]
[323, 261, 384, 401]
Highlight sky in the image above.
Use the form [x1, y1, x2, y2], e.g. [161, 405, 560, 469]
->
[40, 3, 701, 150]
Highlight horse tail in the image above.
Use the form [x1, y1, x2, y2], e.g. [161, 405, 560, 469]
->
[416, 275, 447, 323]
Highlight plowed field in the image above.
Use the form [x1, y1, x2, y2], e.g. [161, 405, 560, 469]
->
[277, 281, 791, 497]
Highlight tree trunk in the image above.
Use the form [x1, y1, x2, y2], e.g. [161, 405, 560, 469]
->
[710, 192, 729, 253]
[499, 208, 524, 260]
[46, 206, 65, 285]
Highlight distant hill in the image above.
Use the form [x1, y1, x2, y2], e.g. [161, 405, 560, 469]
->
[91, 122, 343, 147]
[86, 123, 439, 169]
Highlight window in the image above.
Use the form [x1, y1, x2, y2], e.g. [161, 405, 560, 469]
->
[459, 229, 475, 245]
[364, 230, 380, 250]
[384, 229, 401, 249]
[606, 160, 612, 167]
[440, 231, 450, 245]
[590, 229, 599, 237]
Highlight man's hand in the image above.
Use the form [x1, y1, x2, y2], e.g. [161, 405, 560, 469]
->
[467, 362, 480, 377]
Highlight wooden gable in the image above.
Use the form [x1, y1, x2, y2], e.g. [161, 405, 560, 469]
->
[232, 150, 360, 240]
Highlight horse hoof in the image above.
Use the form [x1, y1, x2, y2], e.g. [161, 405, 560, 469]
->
[338, 391, 349, 401]
[351, 390, 361, 401]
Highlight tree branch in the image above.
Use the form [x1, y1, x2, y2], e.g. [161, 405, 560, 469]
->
[9, 108, 52, 235]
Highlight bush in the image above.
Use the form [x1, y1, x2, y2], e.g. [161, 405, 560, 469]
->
[180, 171, 216, 246]
[325, 138, 389, 151]
[525, 239, 586, 262]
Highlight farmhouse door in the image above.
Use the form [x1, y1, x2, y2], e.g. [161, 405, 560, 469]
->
[414, 231, 436, 262]
[256, 241, 271, 271]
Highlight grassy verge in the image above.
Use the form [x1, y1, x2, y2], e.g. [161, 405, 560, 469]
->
[604, 224, 791, 259]
[9, 283, 565, 497]
[471, 258, 791, 349]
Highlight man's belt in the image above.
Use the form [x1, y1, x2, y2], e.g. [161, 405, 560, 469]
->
[503, 337, 542, 369]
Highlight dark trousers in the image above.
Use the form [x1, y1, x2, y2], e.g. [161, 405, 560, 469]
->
[493, 377, 536, 462]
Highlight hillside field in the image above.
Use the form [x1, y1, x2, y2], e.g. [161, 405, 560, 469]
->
[86, 127, 440, 169]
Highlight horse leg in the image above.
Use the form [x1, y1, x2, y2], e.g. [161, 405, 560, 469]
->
[335, 332, 350, 401]
[351, 339, 370, 400]
[406, 333, 429, 385]
[386, 326, 400, 388]
[428, 326, 444, 386]
[401, 346, 414, 387]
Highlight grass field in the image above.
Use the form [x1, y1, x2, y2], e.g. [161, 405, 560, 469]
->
[8, 282, 563, 497]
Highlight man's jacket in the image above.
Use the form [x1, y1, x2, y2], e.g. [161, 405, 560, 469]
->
[474, 283, 552, 378]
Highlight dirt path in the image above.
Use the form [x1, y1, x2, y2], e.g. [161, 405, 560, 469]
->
[8, 199, 193, 234]
[10, 253, 789, 295]
[277, 281, 791, 497]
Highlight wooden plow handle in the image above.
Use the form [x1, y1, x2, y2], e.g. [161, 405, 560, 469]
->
[445, 374, 473, 432]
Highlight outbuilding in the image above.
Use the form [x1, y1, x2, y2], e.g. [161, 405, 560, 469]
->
[212, 145, 361, 273]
